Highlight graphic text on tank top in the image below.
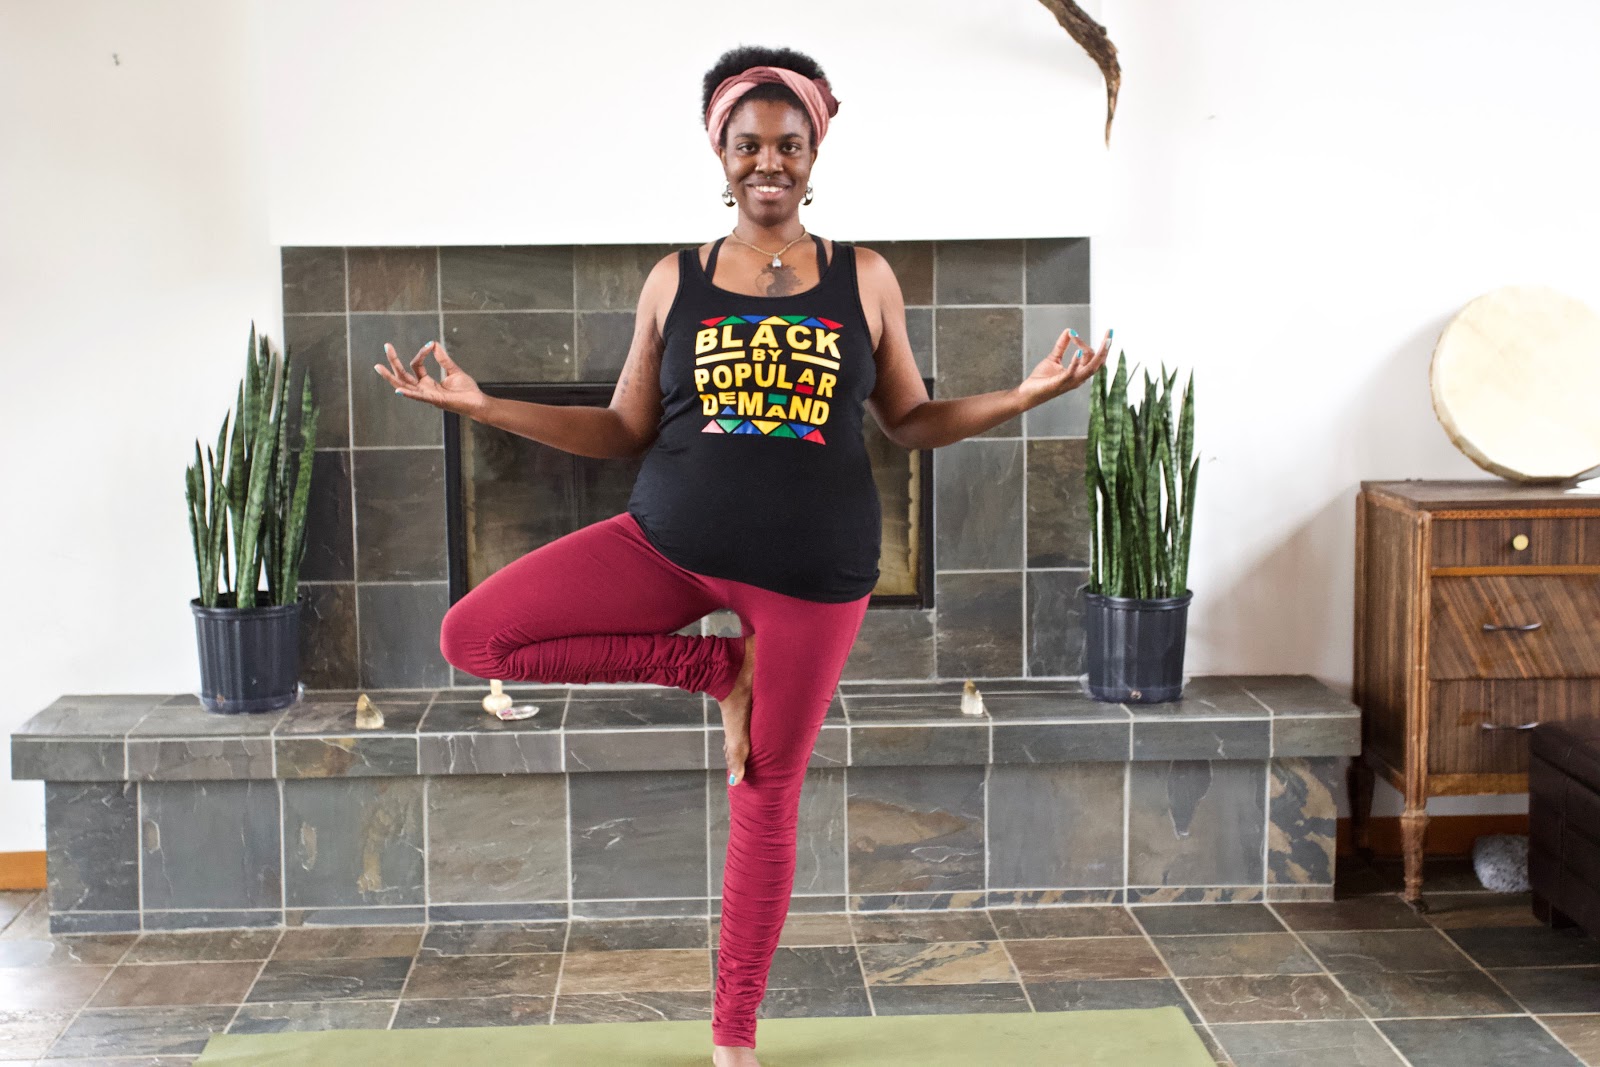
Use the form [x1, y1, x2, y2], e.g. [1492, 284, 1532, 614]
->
[693, 314, 849, 444]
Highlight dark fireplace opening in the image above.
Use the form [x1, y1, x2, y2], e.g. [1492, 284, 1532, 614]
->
[444, 381, 933, 608]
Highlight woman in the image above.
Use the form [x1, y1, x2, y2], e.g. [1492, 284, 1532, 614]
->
[374, 44, 1109, 1067]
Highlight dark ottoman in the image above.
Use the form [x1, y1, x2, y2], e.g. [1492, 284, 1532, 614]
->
[1529, 720, 1600, 939]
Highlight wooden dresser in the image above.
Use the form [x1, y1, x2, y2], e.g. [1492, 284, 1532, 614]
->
[1352, 479, 1600, 908]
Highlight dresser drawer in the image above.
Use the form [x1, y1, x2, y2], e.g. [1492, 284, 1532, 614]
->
[1431, 515, 1600, 569]
[1429, 679, 1600, 775]
[1429, 574, 1600, 679]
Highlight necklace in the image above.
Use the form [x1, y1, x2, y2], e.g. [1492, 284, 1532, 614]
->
[728, 226, 810, 268]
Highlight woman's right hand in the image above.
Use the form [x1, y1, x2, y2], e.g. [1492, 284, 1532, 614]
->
[374, 341, 487, 418]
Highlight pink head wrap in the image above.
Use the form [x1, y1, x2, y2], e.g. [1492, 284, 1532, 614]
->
[705, 65, 841, 156]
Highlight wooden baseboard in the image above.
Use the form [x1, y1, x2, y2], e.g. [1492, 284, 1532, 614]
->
[0, 818, 1533, 895]
[1337, 814, 1529, 858]
[0, 851, 45, 891]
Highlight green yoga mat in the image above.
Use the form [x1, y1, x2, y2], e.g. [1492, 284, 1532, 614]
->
[196, 1007, 1213, 1066]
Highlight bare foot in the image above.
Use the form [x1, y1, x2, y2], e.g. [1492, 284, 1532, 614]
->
[716, 631, 755, 786]
[712, 1045, 761, 1066]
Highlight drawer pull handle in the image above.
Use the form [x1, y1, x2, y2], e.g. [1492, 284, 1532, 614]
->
[1511, 534, 1530, 551]
[1479, 720, 1540, 731]
[1481, 621, 1542, 632]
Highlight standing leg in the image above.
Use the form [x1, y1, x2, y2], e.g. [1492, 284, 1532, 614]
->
[439, 512, 744, 699]
[711, 586, 870, 1051]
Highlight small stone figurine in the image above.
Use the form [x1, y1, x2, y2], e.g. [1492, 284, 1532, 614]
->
[354, 693, 384, 729]
[961, 678, 987, 717]
[482, 680, 540, 721]
[481, 679, 514, 716]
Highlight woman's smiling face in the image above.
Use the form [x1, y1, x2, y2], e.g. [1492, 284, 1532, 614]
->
[720, 98, 817, 220]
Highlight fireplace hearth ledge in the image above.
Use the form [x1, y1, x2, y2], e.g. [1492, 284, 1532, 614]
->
[12, 674, 1356, 934]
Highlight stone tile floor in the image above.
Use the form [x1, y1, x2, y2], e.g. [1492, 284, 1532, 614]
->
[0, 855, 1595, 1065]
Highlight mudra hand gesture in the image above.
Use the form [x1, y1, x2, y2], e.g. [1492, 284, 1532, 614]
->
[1017, 327, 1113, 408]
[373, 341, 488, 418]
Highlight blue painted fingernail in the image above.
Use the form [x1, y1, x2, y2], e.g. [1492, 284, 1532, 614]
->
[1107, 328, 1114, 338]
[728, 773, 737, 785]
[394, 388, 402, 394]
[1068, 329, 1079, 338]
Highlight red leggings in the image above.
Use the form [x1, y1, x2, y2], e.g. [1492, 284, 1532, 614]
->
[437, 510, 870, 1048]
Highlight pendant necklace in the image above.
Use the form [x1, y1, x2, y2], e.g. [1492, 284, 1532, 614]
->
[728, 226, 809, 268]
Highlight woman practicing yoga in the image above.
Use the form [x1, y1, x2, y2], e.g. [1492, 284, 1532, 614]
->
[373, 44, 1109, 1066]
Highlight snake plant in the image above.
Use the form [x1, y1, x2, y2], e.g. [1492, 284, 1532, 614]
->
[185, 323, 319, 609]
[1085, 350, 1196, 599]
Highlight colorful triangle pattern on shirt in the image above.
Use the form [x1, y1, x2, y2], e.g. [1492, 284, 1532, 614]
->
[699, 314, 843, 332]
[701, 313, 842, 328]
[700, 417, 829, 444]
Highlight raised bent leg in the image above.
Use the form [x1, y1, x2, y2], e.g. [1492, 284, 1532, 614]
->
[439, 512, 744, 699]
[711, 587, 870, 1050]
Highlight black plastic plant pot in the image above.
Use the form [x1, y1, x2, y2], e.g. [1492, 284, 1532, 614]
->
[1082, 589, 1193, 704]
[190, 593, 306, 713]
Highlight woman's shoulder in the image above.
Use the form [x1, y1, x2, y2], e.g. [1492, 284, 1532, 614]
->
[848, 241, 886, 270]
[640, 249, 692, 341]
[848, 244, 897, 303]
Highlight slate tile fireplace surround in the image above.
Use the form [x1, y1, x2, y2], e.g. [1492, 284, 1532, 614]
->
[280, 237, 1094, 691]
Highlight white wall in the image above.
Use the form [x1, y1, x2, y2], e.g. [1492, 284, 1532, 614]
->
[259, 0, 1109, 245]
[1092, 0, 1600, 817]
[6, 0, 1598, 851]
[0, 1, 280, 852]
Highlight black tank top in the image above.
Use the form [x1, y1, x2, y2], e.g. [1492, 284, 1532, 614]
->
[626, 234, 881, 602]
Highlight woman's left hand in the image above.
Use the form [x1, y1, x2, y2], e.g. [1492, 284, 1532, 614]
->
[1016, 328, 1112, 409]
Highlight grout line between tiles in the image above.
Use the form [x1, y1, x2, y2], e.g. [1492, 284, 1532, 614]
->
[40, 930, 127, 1058]
[549, 904, 573, 1025]
[1261, 760, 1271, 921]
[988, 914, 1037, 1013]
[1121, 760, 1131, 901]
[343, 248, 365, 688]
[1436, 908, 1593, 1063]
[277, 777, 287, 953]
[1129, 910, 1229, 1063]
[1261, 899, 1418, 1066]
[134, 781, 145, 936]
[847, 903, 877, 1019]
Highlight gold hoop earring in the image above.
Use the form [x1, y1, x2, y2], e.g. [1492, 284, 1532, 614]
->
[722, 182, 736, 207]
[802, 184, 814, 206]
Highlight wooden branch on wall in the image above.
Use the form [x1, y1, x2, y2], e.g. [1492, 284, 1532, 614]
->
[1036, 0, 1122, 145]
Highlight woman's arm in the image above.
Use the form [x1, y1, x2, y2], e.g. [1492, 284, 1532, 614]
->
[860, 248, 1105, 450]
[470, 256, 672, 460]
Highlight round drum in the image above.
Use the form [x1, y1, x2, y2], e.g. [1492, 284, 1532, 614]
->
[1430, 285, 1600, 483]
